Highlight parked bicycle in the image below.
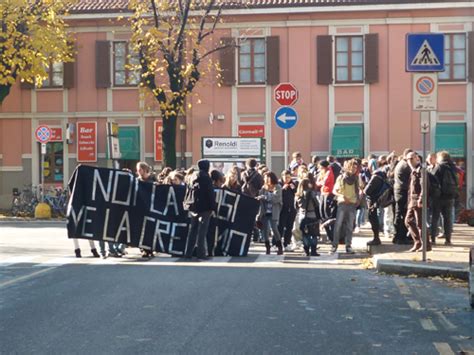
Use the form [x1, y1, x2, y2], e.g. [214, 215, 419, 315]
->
[43, 186, 69, 217]
[10, 185, 39, 217]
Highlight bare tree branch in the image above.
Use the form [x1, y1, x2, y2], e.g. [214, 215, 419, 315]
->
[197, 0, 222, 46]
[150, 0, 160, 28]
[173, 0, 191, 52]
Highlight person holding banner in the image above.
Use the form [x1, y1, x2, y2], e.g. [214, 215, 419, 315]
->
[257, 171, 283, 255]
[136, 161, 157, 258]
[184, 159, 216, 260]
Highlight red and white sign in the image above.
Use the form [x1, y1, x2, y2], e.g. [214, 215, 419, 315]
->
[413, 73, 438, 111]
[238, 125, 265, 138]
[50, 127, 63, 142]
[77, 122, 97, 162]
[274, 83, 298, 106]
[154, 120, 163, 161]
[35, 125, 52, 143]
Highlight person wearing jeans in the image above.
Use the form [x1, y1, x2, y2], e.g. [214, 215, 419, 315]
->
[331, 159, 359, 254]
[257, 171, 283, 255]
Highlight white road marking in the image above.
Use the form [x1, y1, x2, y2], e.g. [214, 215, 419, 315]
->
[433, 342, 455, 355]
[0, 267, 57, 289]
[394, 279, 411, 295]
[32, 257, 81, 267]
[435, 312, 457, 330]
[421, 318, 438, 331]
[407, 300, 422, 310]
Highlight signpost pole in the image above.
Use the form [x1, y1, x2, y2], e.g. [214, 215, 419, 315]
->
[40, 143, 45, 203]
[421, 111, 429, 262]
[284, 129, 288, 169]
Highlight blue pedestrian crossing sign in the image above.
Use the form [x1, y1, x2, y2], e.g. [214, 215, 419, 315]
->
[275, 106, 298, 130]
[406, 33, 445, 72]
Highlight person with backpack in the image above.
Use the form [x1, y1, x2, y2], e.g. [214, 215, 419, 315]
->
[327, 155, 342, 180]
[331, 159, 360, 254]
[393, 149, 413, 245]
[405, 152, 432, 252]
[363, 157, 392, 246]
[183, 159, 216, 260]
[430, 151, 459, 245]
[257, 171, 284, 255]
[295, 178, 321, 256]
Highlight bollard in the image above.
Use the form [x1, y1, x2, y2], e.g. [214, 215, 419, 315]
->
[34, 202, 51, 219]
[470, 247, 474, 308]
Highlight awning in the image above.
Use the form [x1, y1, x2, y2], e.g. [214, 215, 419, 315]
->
[331, 124, 363, 158]
[118, 127, 140, 160]
[435, 123, 465, 158]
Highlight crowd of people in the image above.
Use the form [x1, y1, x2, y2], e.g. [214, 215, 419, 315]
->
[72, 149, 464, 259]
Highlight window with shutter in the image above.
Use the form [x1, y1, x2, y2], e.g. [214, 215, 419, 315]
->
[335, 36, 363, 84]
[113, 41, 140, 87]
[439, 33, 467, 82]
[266, 36, 280, 85]
[468, 32, 474, 82]
[238, 38, 266, 85]
[365, 33, 378, 84]
[219, 37, 235, 86]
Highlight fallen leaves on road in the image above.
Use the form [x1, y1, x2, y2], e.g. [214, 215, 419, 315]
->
[361, 258, 374, 269]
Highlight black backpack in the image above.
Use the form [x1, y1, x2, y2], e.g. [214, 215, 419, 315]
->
[427, 172, 441, 200]
[441, 166, 459, 199]
[183, 179, 200, 212]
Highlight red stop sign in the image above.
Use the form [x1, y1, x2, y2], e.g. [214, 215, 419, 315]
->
[274, 83, 298, 106]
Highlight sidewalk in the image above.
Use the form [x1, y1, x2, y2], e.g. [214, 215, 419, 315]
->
[352, 224, 473, 281]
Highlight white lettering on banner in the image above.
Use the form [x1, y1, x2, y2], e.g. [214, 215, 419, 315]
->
[115, 211, 131, 243]
[163, 187, 179, 216]
[81, 206, 97, 238]
[153, 220, 169, 252]
[70, 206, 85, 228]
[92, 170, 113, 202]
[216, 190, 240, 223]
[133, 178, 139, 206]
[102, 209, 115, 242]
[229, 230, 248, 256]
[169, 223, 187, 255]
[112, 171, 134, 206]
[139, 217, 156, 250]
[150, 186, 179, 216]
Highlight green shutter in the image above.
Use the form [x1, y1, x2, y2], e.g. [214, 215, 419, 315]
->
[118, 127, 140, 160]
[331, 124, 363, 158]
[435, 123, 466, 158]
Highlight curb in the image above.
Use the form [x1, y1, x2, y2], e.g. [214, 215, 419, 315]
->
[0, 218, 66, 224]
[373, 257, 469, 281]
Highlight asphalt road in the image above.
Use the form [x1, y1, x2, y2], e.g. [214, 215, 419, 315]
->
[0, 222, 473, 354]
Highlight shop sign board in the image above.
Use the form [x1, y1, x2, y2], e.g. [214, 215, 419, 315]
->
[154, 120, 163, 161]
[238, 125, 265, 138]
[50, 127, 63, 142]
[202, 137, 263, 159]
[77, 122, 97, 162]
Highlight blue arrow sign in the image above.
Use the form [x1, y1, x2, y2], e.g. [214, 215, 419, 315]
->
[275, 106, 298, 130]
[406, 33, 445, 72]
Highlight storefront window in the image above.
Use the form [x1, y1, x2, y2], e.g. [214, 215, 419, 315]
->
[41, 142, 64, 183]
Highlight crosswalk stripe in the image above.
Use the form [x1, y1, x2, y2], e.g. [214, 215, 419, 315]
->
[32, 257, 81, 267]
[433, 342, 455, 355]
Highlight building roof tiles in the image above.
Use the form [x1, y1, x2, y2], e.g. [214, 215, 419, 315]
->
[69, 0, 472, 14]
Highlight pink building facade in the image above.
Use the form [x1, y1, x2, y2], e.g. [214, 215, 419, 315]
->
[0, 0, 473, 208]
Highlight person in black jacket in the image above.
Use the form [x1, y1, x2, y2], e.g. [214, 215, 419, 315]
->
[393, 149, 413, 245]
[278, 170, 298, 251]
[184, 159, 216, 260]
[430, 151, 458, 245]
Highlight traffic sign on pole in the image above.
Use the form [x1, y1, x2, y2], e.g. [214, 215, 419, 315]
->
[35, 125, 52, 143]
[413, 73, 438, 111]
[275, 106, 298, 130]
[274, 83, 299, 106]
[406, 33, 445, 72]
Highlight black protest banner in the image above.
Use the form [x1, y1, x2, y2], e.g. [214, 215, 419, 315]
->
[67, 165, 259, 256]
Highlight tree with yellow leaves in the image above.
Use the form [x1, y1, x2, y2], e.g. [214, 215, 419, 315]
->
[129, 0, 233, 169]
[0, 0, 73, 104]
